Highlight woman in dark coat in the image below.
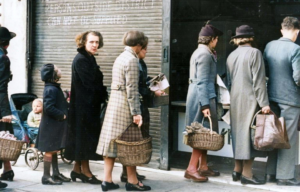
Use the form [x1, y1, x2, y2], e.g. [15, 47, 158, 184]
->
[0, 27, 16, 188]
[226, 25, 270, 185]
[36, 63, 71, 185]
[64, 31, 107, 184]
[184, 24, 223, 182]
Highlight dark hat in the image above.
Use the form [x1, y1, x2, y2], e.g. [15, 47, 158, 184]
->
[0, 27, 16, 41]
[231, 25, 254, 39]
[199, 24, 223, 37]
[40, 63, 55, 82]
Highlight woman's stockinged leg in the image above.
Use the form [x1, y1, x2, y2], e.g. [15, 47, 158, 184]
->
[242, 159, 254, 178]
[2, 161, 12, 173]
[187, 149, 202, 172]
[81, 160, 92, 177]
[234, 160, 243, 173]
[199, 150, 208, 170]
[103, 157, 115, 182]
[73, 161, 81, 173]
[43, 152, 53, 178]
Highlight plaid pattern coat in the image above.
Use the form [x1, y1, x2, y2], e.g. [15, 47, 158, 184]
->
[96, 46, 141, 157]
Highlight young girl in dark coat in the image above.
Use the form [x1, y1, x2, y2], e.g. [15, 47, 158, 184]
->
[35, 63, 71, 185]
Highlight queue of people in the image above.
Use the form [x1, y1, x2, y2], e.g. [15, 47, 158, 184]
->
[0, 15, 300, 191]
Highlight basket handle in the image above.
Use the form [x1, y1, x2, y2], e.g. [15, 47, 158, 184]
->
[250, 110, 277, 129]
[201, 115, 213, 133]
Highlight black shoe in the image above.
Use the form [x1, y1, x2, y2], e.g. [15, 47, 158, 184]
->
[121, 172, 146, 182]
[125, 181, 151, 191]
[241, 175, 266, 185]
[232, 171, 241, 181]
[70, 171, 83, 182]
[101, 181, 120, 191]
[53, 173, 71, 182]
[0, 170, 14, 181]
[277, 178, 300, 186]
[265, 174, 276, 183]
[81, 174, 102, 184]
[42, 176, 62, 185]
[0, 181, 7, 189]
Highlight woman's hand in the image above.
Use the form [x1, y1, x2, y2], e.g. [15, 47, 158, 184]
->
[133, 115, 143, 127]
[202, 109, 211, 117]
[154, 90, 166, 97]
[262, 106, 270, 114]
[2, 115, 12, 123]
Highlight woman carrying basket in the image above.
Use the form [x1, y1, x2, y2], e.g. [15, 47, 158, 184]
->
[226, 25, 270, 185]
[184, 24, 223, 182]
[0, 27, 17, 189]
[96, 31, 151, 191]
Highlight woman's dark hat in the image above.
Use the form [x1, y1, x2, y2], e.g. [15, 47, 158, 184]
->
[0, 27, 16, 41]
[231, 25, 254, 39]
[199, 24, 223, 37]
[40, 63, 55, 82]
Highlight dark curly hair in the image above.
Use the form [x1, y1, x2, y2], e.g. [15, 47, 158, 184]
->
[75, 31, 104, 49]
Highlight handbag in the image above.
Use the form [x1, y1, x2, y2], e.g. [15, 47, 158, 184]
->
[250, 110, 290, 151]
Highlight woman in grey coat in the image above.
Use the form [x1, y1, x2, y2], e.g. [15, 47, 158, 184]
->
[226, 25, 270, 185]
[96, 31, 151, 191]
[184, 24, 223, 182]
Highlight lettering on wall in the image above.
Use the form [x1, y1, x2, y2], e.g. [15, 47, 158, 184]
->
[44, 0, 157, 26]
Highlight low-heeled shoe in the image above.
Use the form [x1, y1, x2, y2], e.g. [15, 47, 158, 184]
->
[232, 171, 242, 181]
[265, 174, 276, 183]
[81, 174, 102, 184]
[241, 175, 266, 185]
[53, 173, 71, 182]
[120, 172, 146, 182]
[184, 170, 208, 182]
[101, 181, 120, 191]
[0, 181, 7, 189]
[125, 182, 151, 191]
[277, 179, 300, 186]
[199, 168, 220, 177]
[42, 176, 62, 185]
[0, 170, 14, 181]
[70, 171, 82, 182]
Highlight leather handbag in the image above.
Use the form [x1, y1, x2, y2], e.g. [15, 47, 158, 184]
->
[250, 110, 290, 151]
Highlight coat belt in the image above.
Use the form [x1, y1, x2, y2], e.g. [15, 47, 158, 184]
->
[111, 84, 126, 90]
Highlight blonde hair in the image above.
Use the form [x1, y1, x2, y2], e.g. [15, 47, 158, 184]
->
[231, 37, 254, 45]
[32, 98, 43, 105]
[75, 31, 104, 49]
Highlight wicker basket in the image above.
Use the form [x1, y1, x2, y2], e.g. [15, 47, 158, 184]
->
[187, 116, 224, 151]
[115, 137, 152, 166]
[0, 138, 24, 161]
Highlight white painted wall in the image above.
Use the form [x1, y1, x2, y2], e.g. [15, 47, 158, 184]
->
[0, 0, 27, 94]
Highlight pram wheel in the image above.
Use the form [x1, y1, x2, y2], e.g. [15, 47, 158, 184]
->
[25, 148, 39, 170]
[60, 149, 73, 164]
[10, 143, 28, 166]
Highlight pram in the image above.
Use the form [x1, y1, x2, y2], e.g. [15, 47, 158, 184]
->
[9, 93, 73, 170]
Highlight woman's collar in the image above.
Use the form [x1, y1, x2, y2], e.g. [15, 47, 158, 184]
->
[125, 46, 138, 58]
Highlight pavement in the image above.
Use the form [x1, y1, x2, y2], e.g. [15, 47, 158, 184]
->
[0, 154, 299, 192]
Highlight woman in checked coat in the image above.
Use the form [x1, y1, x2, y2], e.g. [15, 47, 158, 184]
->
[96, 31, 151, 191]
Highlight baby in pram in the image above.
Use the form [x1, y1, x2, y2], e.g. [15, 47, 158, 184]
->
[26, 99, 43, 147]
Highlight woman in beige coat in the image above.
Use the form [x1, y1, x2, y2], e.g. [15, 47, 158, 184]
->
[96, 31, 151, 191]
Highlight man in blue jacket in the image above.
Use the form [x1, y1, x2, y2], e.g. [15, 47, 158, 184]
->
[264, 16, 300, 186]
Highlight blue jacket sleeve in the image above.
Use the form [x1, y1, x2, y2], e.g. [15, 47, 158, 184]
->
[291, 46, 300, 86]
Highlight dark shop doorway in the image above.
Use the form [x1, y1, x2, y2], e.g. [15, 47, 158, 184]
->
[169, 0, 300, 169]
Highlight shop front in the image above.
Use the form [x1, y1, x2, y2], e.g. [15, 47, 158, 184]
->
[27, 0, 300, 170]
